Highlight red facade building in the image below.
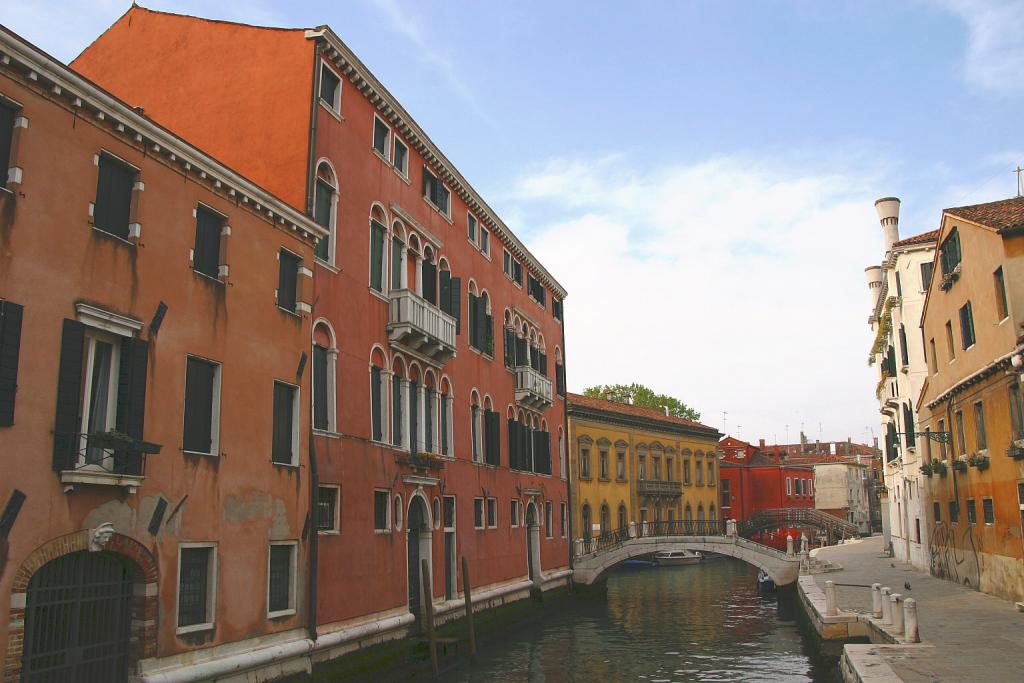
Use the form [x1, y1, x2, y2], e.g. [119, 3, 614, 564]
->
[72, 6, 571, 676]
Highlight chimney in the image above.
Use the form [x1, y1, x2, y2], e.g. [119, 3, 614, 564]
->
[865, 265, 883, 308]
[759, 438, 766, 449]
[875, 196, 901, 252]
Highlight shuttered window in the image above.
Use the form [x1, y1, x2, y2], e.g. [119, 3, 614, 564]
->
[177, 546, 213, 628]
[973, 401, 987, 451]
[1009, 384, 1024, 441]
[422, 166, 450, 216]
[528, 274, 547, 306]
[391, 236, 404, 290]
[373, 117, 390, 158]
[898, 325, 909, 367]
[94, 154, 136, 239]
[193, 206, 223, 278]
[314, 180, 333, 262]
[920, 262, 933, 290]
[440, 394, 449, 455]
[484, 410, 500, 466]
[394, 139, 408, 175]
[312, 345, 329, 431]
[317, 486, 339, 532]
[424, 388, 435, 453]
[183, 357, 218, 454]
[0, 300, 24, 427]
[320, 64, 340, 109]
[374, 490, 390, 530]
[902, 403, 915, 449]
[940, 230, 961, 275]
[271, 381, 296, 465]
[959, 301, 976, 349]
[421, 260, 437, 305]
[391, 375, 403, 446]
[370, 220, 386, 291]
[370, 366, 383, 441]
[555, 362, 566, 396]
[277, 250, 300, 313]
[0, 103, 15, 182]
[267, 544, 294, 614]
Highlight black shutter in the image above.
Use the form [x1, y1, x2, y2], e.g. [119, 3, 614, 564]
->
[0, 104, 15, 175]
[485, 410, 500, 466]
[422, 166, 430, 198]
[194, 207, 222, 278]
[450, 277, 462, 335]
[53, 319, 86, 470]
[484, 313, 493, 355]
[903, 403, 916, 448]
[272, 382, 294, 464]
[534, 431, 551, 475]
[540, 352, 547, 375]
[0, 300, 24, 427]
[183, 357, 215, 453]
[409, 381, 419, 456]
[504, 328, 514, 367]
[515, 337, 527, 366]
[94, 155, 134, 239]
[115, 338, 149, 441]
[392, 375, 402, 444]
[508, 419, 519, 470]
[553, 299, 563, 321]
[530, 346, 540, 371]
[312, 345, 328, 431]
[468, 294, 479, 349]
[422, 260, 437, 305]
[438, 270, 452, 316]
[556, 362, 566, 396]
[370, 366, 382, 441]
[278, 250, 299, 313]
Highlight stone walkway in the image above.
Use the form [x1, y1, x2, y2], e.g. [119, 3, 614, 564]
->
[811, 536, 1024, 682]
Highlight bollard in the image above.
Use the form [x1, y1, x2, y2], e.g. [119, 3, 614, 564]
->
[727, 519, 737, 537]
[786, 535, 795, 556]
[574, 538, 583, 559]
[628, 521, 637, 538]
[825, 580, 838, 616]
[881, 587, 892, 624]
[871, 583, 883, 618]
[891, 593, 904, 634]
[904, 598, 920, 642]
[801, 533, 809, 555]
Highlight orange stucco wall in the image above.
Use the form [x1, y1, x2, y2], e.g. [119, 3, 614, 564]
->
[0, 64, 316, 667]
[72, 6, 314, 212]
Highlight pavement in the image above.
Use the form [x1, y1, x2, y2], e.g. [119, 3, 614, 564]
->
[810, 536, 1024, 682]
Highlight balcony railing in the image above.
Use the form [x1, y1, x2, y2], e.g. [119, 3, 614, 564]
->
[54, 432, 161, 493]
[387, 289, 457, 366]
[637, 479, 683, 497]
[514, 365, 553, 411]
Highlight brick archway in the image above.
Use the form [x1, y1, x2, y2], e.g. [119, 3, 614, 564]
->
[5, 530, 158, 682]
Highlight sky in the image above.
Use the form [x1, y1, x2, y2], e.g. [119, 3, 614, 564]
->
[5, 0, 1023, 445]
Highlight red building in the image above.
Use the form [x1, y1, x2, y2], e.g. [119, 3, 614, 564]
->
[73, 6, 570, 678]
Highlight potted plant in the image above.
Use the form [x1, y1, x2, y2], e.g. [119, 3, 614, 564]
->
[969, 454, 990, 471]
[919, 462, 933, 477]
[931, 460, 948, 476]
[1009, 444, 1024, 460]
[952, 459, 968, 473]
[88, 430, 135, 450]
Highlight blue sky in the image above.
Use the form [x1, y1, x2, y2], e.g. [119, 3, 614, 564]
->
[6, 0, 1022, 444]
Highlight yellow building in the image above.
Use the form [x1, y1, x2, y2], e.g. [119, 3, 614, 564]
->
[566, 393, 722, 542]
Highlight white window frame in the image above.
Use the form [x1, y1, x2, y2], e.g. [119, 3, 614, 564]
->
[175, 542, 217, 634]
[560, 502, 567, 537]
[266, 541, 297, 619]
[374, 488, 392, 534]
[317, 484, 341, 534]
[79, 328, 121, 465]
[511, 499, 520, 528]
[182, 355, 222, 457]
[312, 335, 339, 435]
[443, 495, 457, 532]
[468, 213, 478, 245]
[786, 477, 792, 496]
[393, 136, 408, 178]
[422, 166, 452, 218]
[318, 60, 342, 117]
[272, 380, 300, 467]
[312, 163, 339, 268]
[486, 497, 498, 529]
[480, 226, 490, 257]
[372, 114, 391, 162]
[474, 497, 485, 530]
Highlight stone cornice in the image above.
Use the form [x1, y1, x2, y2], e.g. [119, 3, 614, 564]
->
[568, 405, 721, 441]
[307, 27, 567, 300]
[0, 27, 325, 245]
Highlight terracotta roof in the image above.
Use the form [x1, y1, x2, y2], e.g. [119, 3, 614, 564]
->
[945, 196, 1024, 233]
[567, 393, 717, 433]
[892, 230, 939, 248]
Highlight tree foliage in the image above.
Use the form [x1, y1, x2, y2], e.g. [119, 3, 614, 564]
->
[583, 383, 701, 421]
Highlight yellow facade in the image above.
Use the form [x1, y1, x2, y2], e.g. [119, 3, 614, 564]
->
[566, 394, 721, 541]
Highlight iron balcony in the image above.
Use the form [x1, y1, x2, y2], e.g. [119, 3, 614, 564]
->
[637, 479, 683, 497]
[387, 288, 457, 366]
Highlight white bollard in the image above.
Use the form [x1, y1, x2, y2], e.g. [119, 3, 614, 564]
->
[801, 533, 809, 555]
[787, 535, 795, 556]
[825, 580, 838, 616]
[628, 521, 636, 538]
[727, 519, 737, 537]
[871, 583, 883, 618]
[891, 593, 904, 634]
[881, 587, 892, 624]
[574, 538, 584, 559]
[904, 598, 920, 642]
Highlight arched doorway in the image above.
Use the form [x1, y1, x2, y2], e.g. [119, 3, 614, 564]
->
[406, 495, 432, 626]
[525, 502, 541, 584]
[22, 551, 134, 682]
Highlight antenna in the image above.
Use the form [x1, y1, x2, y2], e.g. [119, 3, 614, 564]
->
[1015, 166, 1024, 197]
[723, 410, 728, 434]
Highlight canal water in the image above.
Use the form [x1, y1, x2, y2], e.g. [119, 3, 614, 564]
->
[445, 558, 843, 683]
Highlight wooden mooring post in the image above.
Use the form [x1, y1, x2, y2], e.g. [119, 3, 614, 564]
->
[421, 558, 439, 678]
[462, 556, 477, 661]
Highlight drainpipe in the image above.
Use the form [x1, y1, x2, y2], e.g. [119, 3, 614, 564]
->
[307, 415, 320, 641]
[561, 305, 574, 574]
[306, 42, 323, 216]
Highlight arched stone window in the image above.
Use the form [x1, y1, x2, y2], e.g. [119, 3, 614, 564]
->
[313, 161, 338, 265]
[685, 504, 693, 522]
[600, 504, 610, 535]
[582, 503, 592, 541]
[312, 320, 338, 433]
[617, 503, 628, 531]
[369, 346, 388, 442]
[470, 390, 482, 463]
[390, 355, 407, 448]
[390, 220, 407, 291]
[439, 376, 453, 456]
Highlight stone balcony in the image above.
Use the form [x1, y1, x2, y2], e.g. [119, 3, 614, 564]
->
[637, 479, 683, 497]
[514, 365, 553, 411]
[387, 289, 457, 366]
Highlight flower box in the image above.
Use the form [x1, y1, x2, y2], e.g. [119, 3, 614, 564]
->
[1008, 446, 1024, 460]
[952, 460, 968, 473]
[931, 460, 948, 476]
[969, 454, 990, 471]
[919, 463, 933, 477]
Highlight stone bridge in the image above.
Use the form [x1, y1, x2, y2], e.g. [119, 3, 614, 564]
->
[572, 520, 804, 587]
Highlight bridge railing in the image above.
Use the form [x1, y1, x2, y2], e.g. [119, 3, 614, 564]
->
[577, 519, 728, 557]
[737, 507, 858, 539]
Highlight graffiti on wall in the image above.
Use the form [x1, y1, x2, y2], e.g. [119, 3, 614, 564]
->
[929, 522, 981, 589]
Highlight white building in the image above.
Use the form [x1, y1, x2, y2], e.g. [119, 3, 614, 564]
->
[865, 197, 937, 569]
[813, 461, 872, 534]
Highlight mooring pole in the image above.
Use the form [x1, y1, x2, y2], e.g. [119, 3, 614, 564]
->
[421, 558, 439, 677]
[462, 556, 477, 661]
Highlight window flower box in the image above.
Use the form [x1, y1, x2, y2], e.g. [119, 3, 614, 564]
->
[919, 462, 933, 477]
[1008, 445, 1024, 460]
[396, 451, 445, 471]
[952, 460, 968, 473]
[968, 454, 990, 471]
[930, 460, 948, 476]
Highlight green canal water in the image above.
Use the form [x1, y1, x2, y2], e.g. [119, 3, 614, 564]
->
[443, 558, 844, 683]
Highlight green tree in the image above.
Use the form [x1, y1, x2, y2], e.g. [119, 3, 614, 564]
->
[583, 383, 701, 421]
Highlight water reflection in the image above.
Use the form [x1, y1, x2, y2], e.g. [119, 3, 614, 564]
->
[447, 558, 840, 683]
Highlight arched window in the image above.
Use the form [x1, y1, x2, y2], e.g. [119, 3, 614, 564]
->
[682, 449, 692, 485]
[390, 221, 406, 291]
[685, 505, 692, 522]
[407, 363, 422, 454]
[558, 427, 566, 480]
[617, 504, 627, 532]
[470, 390, 482, 463]
[578, 436, 592, 479]
[707, 459, 715, 486]
[695, 450, 705, 486]
[637, 446, 647, 481]
[370, 347, 388, 442]
[439, 377, 453, 456]
[503, 310, 515, 368]
[697, 504, 705, 522]
[554, 346, 566, 396]
[423, 370, 437, 453]
[369, 205, 387, 292]
[312, 320, 337, 433]
[709, 504, 717, 521]
[314, 161, 338, 264]
[600, 504, 610, 535]
[582, 503, 592, 541]
[391, 356, 406, 448]
[468, 283, 493, 355]
[421, 245, 437, 305]
[665, 449, 675, 482]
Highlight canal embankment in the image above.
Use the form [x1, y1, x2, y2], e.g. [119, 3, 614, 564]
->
[798, 535, 1024, 682]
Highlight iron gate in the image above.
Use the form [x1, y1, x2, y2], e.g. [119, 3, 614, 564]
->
[22, 551, 133, 683]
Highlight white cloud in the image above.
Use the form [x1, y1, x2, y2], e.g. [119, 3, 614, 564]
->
[506, 154, 890, 445]
[935, 0, 1024, 94]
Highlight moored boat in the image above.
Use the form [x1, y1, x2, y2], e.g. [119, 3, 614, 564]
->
[654, 550, 704, 566]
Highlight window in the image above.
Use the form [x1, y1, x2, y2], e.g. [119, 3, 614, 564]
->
[468, 291, 492, 354]
[808, 479, 813, 496]
[545, 502, 553, 538]
[599, 450, 609, 479]
[469, 214, 478, 243]
[561, 502, 567, 537]
[552, 299, 563, 322]
[921, 261, 934, 290]
[313, 165, 337, 263]
[192, 205, 224, 279]
[579, 448, 590, 478]
[959, 301, 976, 349]
[372, 116, 390, 159]
[993, 267, 1009, 320]
[721, 479, 731, 508]
[513, 260, 523, 286]
[474, 498, 485, 529]
[616, 451, 625, 480]
[929, 338, 937, 374]
[81, 330, 121, 461]
[480, 227, 490, 256]
[707, 460, 715, 486]
[983, 498, 995, 525]
[503, 249, 513, 278]
[271, 381, 298, 465]
[940, 229, 961, 276]
[369, 217, 386, 292]
[966, 498, 977, 525]
[683, 457, 691, 485]
[317, 485, 339, 533]
[319, 63, 341, 111]
[374, 490, 390, 531]
[938, 418, 948, 460]
[422, 166, 450, 216]
[895, 271, 902, 297]
[786, 477, 792, 496]
[470, 399, 482, 463]
[391, 372, 403, 448]
[267, 542, 296, 617]
[933, 501, 941, 523]
[0, 299, 24, 427]
[177, 544, 215, 632]
[1010, 384, 1024, 441]
[638, 454, 646, 480]
[949, 500, 959, 524]
[898, 324, 909, 367]
[370, 363, 385, 442]
[945, 320, 955, 360]
[183, 356, 220, 455]
[312, 328, 337, 433]
[955, 410, 966, 456]
[0, 101, 16, 181]
[528, 274, 547, 306]
[379, 125, 402, 168]
[277, 249, 301, 313]
[443, 495, 456, 530]
[695, 458, 703, 486]
[973, 401, 987, 451]
[93, 153, 137, 240]
[511, 499, 520, 528]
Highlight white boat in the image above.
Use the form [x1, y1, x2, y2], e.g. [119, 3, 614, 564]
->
[653, 550, 704, 566]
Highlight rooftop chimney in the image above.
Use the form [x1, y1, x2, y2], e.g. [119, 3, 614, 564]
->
[759, 438, 766, 449]
[875, 196, 901, 252]
[865, 265, 883, 308]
